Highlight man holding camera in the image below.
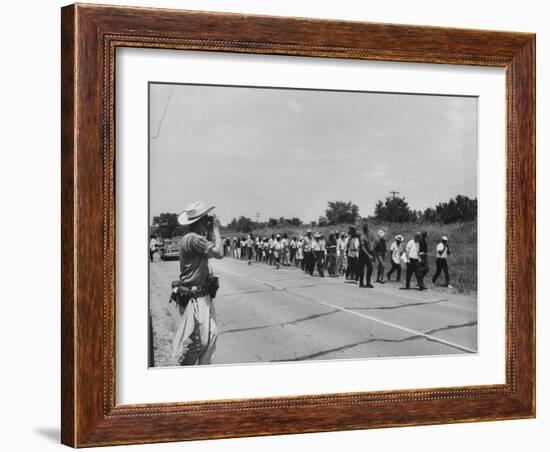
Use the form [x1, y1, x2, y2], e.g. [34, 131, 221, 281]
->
[171, 201, 224, 366]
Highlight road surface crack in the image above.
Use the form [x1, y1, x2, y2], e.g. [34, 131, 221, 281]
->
[219, 310, 340, 335]
[343, 298, 450, 311]
[424, 321, 477, 335]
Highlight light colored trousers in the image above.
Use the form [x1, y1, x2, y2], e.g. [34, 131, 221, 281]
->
[172, 295, 218, 365]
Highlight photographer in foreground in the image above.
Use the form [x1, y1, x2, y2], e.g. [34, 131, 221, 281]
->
[170, 201, 224, 366]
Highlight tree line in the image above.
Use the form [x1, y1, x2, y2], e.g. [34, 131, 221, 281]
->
[374, 194, 477, 224]
[152, 195, 477, 237]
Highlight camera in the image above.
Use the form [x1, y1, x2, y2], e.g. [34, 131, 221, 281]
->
[204, 215, 215, 226]
[204, 215, 215, 240]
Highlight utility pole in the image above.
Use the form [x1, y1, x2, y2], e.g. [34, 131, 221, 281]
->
[389, 190, 400, 223]
[255, 212, 260, 225]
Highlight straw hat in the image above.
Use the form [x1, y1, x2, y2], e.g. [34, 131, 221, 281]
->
[177, 201, 215, 225]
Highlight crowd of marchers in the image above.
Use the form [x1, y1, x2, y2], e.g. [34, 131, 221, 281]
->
[222, 225, 453, 290]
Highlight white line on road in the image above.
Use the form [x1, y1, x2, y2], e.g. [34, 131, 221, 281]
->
[286, 289, 477, 354]
[215, 261, 477, 354]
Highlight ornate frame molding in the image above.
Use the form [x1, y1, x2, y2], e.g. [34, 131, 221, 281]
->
[61, 4, 535, 447]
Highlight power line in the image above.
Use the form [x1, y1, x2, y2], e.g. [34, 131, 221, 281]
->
[389, 190, 400, 200]
[389, 190, 400, 223]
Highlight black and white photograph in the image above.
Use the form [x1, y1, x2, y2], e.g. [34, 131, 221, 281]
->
[147, 82, 478, 367]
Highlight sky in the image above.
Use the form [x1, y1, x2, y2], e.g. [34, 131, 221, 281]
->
[149, 83, 477, 225]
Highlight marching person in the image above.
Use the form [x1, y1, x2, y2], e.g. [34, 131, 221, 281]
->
[303, 230, 314, 275]
[268, 234, 275, 265]
[311, 232, 325, 277]
[273, 234, 283, 269]
[387, 235, 404, 282]
[374, 228, 387, 283]
[255, 236, 262, 262]
[432, 235, 453, 288]
[337, 232, 347, 276]
[290, 236, 297, 265]
[263, 237, 269, 263]
[232, 237, 239, 259]
[172, 201, 223, 366]
[320, 233, 328, 272]
[240, 236, 247, 261]
[281, 233, 290, 266]
[404, 232, 425, 290]
[358, 224, 374, 288]
[326, 232, 338, 277]
[245, 233, 254, 265]
[346, 227, 359, 282]
[296, 236, 304, 269]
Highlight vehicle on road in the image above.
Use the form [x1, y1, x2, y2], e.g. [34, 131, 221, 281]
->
[160, 238, 181, 260]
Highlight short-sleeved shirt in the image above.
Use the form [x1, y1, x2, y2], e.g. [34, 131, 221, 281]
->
[436, 242, 448, 259]
[390, 241, 403, 263]
[311, 239, 325, 252]
[406, 239, 419, 260]
[179, 232, 214, 287]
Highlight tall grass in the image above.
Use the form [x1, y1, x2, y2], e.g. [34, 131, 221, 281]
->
[221, 221, 477, 293]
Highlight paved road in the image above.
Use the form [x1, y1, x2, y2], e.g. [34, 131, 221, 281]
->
[149, 257, 477, 366]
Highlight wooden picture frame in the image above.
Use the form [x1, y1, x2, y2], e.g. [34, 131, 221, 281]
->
[61, 3, 535, 447]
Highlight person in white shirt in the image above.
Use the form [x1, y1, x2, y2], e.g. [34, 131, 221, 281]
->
[387, 235, 404, 281]
[290, 237, 297, 265]
[303, 230, 314, 274]
[311, 232, 326, 277]
[245, 234, 254, 265]
[296, 236, 304, 269]
[273, 234, 283, 269]
[281, 233, 290, 266]
[268, 235, 275, 265]
[404, 232, 424, 290]
[432, 235, 452, 288]
[336, 232, 347, 275]
[149, 235, 158, 262]
[346, 227, 360, 282]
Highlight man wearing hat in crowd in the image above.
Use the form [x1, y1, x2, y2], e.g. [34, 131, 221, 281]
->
[345, 226, 360, 282]
[273, 234, 283, 269]
[310, 232, 326, 277]
[432, 235, 453, 288]
[387, 235, 404, 282]
[171, 201, 224, 366]
[302, 230, 314, 275]
[404, 232, 425, 290]
[358, 224, 374, 288]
